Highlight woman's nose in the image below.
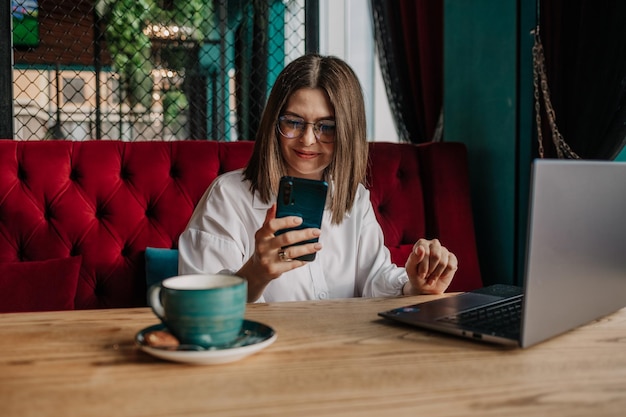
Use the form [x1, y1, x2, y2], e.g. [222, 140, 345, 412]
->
[299, 124, 317, 146]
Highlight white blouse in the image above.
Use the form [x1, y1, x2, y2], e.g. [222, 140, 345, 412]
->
[178, 169, 409, 302]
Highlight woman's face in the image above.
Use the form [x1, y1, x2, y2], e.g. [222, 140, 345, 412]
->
[278, 88, 335, 181]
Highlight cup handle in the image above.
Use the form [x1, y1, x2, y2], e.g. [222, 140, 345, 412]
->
[148, 284, 166, 321]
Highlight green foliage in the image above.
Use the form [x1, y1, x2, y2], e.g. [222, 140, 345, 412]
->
[96, 0, 214, 110]
[148, 0, 214, 39]
[163, 89, 189, 126]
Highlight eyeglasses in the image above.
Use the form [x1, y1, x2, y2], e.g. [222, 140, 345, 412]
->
[277, 115, 336, 144]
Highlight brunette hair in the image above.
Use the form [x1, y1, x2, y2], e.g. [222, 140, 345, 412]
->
[243, 54, 368, 225]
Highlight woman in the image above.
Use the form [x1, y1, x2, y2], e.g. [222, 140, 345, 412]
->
[178, 54, 458, 302]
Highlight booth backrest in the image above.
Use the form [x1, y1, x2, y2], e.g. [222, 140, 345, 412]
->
[0, 140, 481, 310]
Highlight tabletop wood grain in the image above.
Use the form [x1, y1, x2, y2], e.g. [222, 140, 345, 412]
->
[0, 295, 625, 417]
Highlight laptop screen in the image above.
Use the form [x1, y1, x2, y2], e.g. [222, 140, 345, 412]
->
[521, 159, 626, 347]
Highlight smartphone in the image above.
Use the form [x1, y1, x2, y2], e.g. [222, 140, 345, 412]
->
[275, 176, 328, 261]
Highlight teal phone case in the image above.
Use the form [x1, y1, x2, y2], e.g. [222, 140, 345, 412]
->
[275, 176, 328, 261]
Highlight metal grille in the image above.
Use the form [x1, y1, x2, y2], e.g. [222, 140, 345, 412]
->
[10, 0, 309, 141]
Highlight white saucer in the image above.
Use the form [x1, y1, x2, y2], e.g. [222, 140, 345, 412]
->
[136, 320, 277, 365]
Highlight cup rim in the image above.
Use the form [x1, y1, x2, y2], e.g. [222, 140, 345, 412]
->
[161, 274, 245, 290]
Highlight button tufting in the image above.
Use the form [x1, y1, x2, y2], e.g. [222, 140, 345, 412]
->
[44, 205, 53, 221]
[145, 204, 155, 218]
[120, 166, 131, 180]
[16, 246, 25, 261]
[94, 281, 106, 297]
[17, 164, 27, 181]
[95, 205, 106, 220]
[170, 165, 180, 179]
[121, 245, 132, 257]
[69, 168, 80, 182]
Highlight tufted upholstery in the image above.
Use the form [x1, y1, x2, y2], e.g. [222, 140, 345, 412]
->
[0, 139, 481, 310]
[367, 142, 482, 291]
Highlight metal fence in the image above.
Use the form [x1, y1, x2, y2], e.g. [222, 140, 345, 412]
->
[7, 0, 315, 141]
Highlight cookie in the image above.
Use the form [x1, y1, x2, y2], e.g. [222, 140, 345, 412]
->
[144, 330, 180, 348]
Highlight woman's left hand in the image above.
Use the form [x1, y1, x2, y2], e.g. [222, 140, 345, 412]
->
[403, 239, 458, 295]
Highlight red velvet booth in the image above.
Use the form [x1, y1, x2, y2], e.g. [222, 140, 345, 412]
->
[0, 140, 482, 312]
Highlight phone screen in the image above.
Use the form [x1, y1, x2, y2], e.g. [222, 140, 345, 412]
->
[275, 176, 328, 261]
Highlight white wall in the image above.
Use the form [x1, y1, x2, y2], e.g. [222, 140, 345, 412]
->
[318, 0, 398, 142]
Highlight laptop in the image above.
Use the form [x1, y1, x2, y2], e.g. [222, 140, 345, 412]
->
[379, 159, 626, 348]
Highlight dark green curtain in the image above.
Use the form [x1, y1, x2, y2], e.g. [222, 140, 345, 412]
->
[539, 0, 626, 159]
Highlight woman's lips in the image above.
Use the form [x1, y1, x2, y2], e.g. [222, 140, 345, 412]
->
[294, 150, 318, 159]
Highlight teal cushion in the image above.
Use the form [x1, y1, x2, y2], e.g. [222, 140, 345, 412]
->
[145, 247, 179, 288]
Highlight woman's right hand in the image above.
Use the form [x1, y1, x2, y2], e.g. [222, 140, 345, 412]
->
[236, 204, 322, 302]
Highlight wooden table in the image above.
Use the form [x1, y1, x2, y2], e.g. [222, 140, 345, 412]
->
[1, 295, 625, 417]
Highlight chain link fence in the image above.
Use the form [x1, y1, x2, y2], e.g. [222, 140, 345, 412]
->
[11, 0, 309, 141]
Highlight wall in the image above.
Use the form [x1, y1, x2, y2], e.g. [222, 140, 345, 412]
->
[443, 0, 535, 286]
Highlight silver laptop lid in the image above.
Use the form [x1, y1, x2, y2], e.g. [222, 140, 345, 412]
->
[521, 159, 626, 347]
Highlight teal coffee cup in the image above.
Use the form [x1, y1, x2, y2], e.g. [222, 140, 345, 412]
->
[148, 274, 247, 348]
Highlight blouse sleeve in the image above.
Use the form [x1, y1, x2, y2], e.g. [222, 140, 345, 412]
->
[355, 189, 409, 297]
[178, 172, 253, 276]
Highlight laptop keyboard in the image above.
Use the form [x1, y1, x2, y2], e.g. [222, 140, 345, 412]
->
[437, 297, 523, 338]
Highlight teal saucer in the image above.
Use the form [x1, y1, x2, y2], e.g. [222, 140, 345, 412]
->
[136, 320, 276, 365]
